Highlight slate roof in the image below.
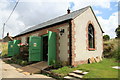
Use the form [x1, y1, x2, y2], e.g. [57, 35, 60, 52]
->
[14, 6, 103, 37]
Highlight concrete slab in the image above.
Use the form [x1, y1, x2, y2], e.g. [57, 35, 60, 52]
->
[22, 72, 31, 75]
[82, 72, 89, 75]
[73, 70, 83, 74]
[16, 68, 23, 72]
[64, 76, 80, 80]
[68, 73, 83, 78]
[112, 66, 120, 69]
[19, 61, 48, 74]
[20, 66, 41, 73]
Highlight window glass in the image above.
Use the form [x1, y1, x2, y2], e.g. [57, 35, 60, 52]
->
[88, 24, 95, 48]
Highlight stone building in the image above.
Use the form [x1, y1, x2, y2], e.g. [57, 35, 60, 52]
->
[13, 6, 104, 66]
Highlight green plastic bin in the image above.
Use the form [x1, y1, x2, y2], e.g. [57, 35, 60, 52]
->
[8, 41, 14, 56]
[13, 40, 21, 55]
[8, 40, 21, 57]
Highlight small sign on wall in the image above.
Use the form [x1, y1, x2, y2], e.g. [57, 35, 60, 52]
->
[33, 43, 37, 47]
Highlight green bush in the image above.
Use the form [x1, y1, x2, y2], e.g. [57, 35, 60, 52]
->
[10, 54, 29, 66]
[114, 50, 120, 61]
[51, 60, 62, 69]
[115, 42, 120, 61]
[5, 60, 13, 64]
[20, 61, 28, 66]
[103, 43, 114, 58]
[103, 39, 120, 61]
[53, 61, 62, 69]
[103, 35, 110, 41]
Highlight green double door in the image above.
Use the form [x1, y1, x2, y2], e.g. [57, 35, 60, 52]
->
[29, 31, 56, 65]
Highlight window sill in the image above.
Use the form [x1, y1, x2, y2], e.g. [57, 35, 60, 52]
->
[88, 48, 96, 51]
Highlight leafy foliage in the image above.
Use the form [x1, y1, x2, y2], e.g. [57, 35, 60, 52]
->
[103, 39, 120, 61]
[10, 54, 29, 66]
[103, 42, 114, 58]
[115, 25, 120, 38]
[51, 60, 62, 69]
[103, 35, 110, 41]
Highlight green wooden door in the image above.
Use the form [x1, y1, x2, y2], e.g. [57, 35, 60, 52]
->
[8, 41, 14, 56]
[29, 36, 43, 61]
[48, 31, 56, 65]
[13, 40, 21, 55]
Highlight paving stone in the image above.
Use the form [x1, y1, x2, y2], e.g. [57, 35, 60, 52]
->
[68, 73, 83, 78]
[16, 68, 23, 72]
[73, 70, 83, 74]
[22, 72, 30, 75]
[82, 72, 89, 75]
[112, 66, 120, 69]
[64, 76, 80, 80]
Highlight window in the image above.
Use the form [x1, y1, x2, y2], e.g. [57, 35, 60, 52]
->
[88, 24, 95, 49]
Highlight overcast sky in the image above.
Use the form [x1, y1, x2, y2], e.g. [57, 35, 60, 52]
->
[0, 0, 119, 39]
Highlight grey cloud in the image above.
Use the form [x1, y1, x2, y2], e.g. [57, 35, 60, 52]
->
[15, 2, 68, 26]
[0, 0, 118, 38]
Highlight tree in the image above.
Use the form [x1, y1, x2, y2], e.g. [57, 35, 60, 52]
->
[115, 25, 120, 38]
[103, 35, 110, 41]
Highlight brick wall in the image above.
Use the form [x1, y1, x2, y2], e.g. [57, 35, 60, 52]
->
[14, 22, 70, 64]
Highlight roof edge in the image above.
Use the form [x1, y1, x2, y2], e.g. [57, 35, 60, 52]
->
[73, 6, 91, 19]
[90, 6, 104, 33]
[13, 19, 72, 38]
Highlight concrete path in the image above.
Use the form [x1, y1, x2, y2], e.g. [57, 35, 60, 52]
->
[19, 61, 48, 74]
[0, 58, 55, 79]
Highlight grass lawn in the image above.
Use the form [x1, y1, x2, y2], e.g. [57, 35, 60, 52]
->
[52, 58, 119, 78]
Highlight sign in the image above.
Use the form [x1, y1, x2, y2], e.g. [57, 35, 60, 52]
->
[33, 43, 37, 47]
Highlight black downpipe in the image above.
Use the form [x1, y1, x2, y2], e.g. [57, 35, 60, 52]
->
[69, 20, 72, 66]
